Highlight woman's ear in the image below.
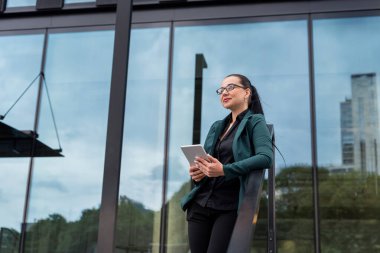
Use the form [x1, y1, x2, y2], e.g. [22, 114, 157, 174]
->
[245, 88, 251, 98]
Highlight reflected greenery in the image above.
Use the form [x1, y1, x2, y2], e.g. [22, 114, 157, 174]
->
[1, 166, 378, 252]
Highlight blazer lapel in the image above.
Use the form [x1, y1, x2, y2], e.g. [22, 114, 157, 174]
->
[205, 116, 228, 156]
[232, 111, 253, 153]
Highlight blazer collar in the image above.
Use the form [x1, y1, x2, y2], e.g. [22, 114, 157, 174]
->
[210, 110, 254, 153]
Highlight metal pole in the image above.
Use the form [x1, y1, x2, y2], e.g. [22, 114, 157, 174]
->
[192, 53, 207, 145]
[96, 1, 133, 253]
[159, 21, 175, 253]
[267, 126, 276, 253]
[308, 14, 321, 253]
[18, 28, 49, 253]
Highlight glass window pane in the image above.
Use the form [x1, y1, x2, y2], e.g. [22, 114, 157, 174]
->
[0, 33, 44, 253]
[168, 20, 312, 253]
[24, 29, 114, 252]
[116, 27, 170, 253]
[314, 16, 380, 252]
[6, 0, 36, 7]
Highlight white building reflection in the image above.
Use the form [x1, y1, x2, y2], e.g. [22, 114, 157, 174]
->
[339, 73, 379, 175]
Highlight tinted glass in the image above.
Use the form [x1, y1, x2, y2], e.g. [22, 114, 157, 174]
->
[24, 29, 114, 253]
[116, 27, 170, 253]
[6, 0, 36, 7]
[168, 20, 312, 252]
[314, 16, 380, 252]
[0, 33, 44, 253]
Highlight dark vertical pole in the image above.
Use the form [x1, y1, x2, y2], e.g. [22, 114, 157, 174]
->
[96, 1, 132, 253]
[267, 126, 276, 253]
[308, 15, 321, 253]
[192, 54, 207, 145]
[160, 21, 175, 253]
[18, 29, 49, 253]
[0, 228, 3, 253]
[374, 139, 378, 195]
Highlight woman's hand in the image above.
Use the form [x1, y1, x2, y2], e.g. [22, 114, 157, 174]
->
[189, 165, 206, 182]
[195, 154, 224, 177]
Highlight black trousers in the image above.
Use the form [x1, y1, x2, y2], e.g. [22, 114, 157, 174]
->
[187, 202, 237, 253]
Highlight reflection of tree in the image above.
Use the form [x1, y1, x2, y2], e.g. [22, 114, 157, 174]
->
[0, 227, 19, 253]
[115, 196, 157, 253]
[13, 166, 380, 253]
[166, 181, 191, 253]
[24, 211, 99, 253]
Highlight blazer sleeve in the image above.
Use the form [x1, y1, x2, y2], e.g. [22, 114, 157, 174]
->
[223, 114, 273, 180]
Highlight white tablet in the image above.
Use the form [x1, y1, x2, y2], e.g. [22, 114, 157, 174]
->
[180, 144, 208, 166]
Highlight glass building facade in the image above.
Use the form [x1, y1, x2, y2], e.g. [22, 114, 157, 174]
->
[0, 1, 380, 253]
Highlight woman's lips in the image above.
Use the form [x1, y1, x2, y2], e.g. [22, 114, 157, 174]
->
[223, 98, 231, 103]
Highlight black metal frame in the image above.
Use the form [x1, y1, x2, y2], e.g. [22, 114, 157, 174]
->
[227, 125, 276, 253]
[1, 1, 380, 253]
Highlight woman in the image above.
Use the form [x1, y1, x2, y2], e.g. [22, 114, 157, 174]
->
[180, 74, 273, 253]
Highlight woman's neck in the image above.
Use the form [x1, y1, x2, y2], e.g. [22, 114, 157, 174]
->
[230, 105, 248, 123]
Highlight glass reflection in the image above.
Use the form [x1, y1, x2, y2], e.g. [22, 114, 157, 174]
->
[0, 33, 44, 252]
[24, 29, 114, 253]
[6, 0, 36, 7]
[169, 20, 311, 253]
[314, 16, 380, 252]
[116, 27, 170, 253]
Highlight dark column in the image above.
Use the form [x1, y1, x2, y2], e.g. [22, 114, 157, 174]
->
[192, 53, 207, 145]
[96, 1, 133, 253]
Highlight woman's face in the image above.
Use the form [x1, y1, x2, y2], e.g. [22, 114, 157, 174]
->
[219, 76, 250, 111]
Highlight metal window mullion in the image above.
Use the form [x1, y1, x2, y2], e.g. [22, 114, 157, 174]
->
[96, 1, 132, 253]
[307, 14, 321, 253]
[159, 21, 175, 253]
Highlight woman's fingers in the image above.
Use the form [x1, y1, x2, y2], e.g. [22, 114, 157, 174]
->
[194, 155, 224, 177]
[192, 173, 205, 182]
[189, 164, 206, 182]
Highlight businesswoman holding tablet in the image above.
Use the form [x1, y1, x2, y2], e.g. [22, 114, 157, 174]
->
[181, 74, 273, 253]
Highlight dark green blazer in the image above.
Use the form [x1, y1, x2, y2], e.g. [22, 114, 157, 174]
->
[180, 110, 273, 211]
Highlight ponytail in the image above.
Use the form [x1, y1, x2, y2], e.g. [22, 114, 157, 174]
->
[249, 84, 264, 115]
[225, 73, 264, 115]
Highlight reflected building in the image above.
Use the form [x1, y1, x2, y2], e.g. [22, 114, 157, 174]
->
[340, 73, 379, 174]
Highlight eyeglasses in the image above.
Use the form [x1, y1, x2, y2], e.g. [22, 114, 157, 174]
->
[216, 83, 246, 95]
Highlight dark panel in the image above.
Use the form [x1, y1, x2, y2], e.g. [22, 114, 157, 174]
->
[36, 0, 63, 10]
[0, 122, 63, 157]
[0, 0, 6, 13]
[96, 0, 117, 6]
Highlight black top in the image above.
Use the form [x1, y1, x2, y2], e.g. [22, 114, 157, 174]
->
[194, 109, 248, 210]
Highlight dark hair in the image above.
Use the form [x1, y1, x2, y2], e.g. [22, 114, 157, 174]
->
[225, 74, 264, 115]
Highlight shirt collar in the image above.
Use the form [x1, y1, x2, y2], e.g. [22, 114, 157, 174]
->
[227, 108, 249, 123]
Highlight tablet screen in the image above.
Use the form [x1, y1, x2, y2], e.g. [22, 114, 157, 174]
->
[180, 144, 208, 166]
